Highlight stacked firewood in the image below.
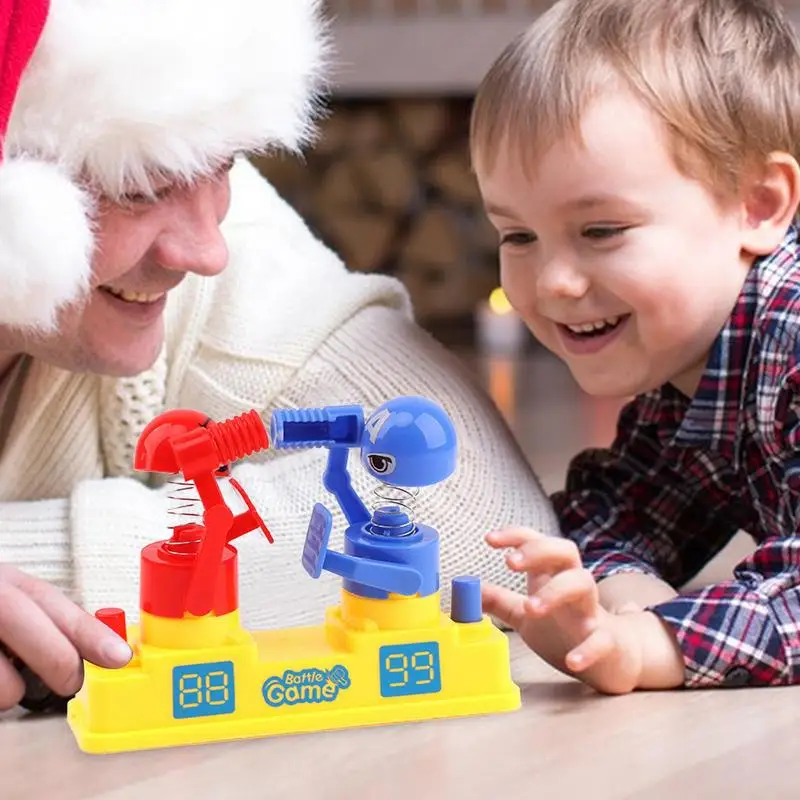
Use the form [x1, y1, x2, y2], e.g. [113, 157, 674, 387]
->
[252, 98, 500, 323]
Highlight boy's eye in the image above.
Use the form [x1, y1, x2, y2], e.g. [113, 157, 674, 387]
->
[500, 232, 537, 247]
[582, 226, 629, 240]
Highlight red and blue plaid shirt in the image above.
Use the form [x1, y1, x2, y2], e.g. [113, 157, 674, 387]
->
[551, 224, 800, 689]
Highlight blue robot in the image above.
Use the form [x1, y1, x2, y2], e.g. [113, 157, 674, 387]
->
[269, 396, 458, 602]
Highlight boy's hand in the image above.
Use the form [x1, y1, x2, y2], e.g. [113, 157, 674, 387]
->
[0, 565, 132, 711]
[482, 528, 645, 694]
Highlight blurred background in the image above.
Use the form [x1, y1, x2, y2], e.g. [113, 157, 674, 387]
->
[254, 1, 556, 342]
[249, 1, 788, 573]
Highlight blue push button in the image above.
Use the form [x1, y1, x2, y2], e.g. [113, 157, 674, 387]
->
[450, 575, 482, 623]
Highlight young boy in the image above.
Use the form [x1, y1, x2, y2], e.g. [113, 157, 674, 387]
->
[471, 0, 800, 694]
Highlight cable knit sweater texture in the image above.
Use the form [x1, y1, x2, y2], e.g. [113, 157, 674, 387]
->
[0, 160, 558, 629]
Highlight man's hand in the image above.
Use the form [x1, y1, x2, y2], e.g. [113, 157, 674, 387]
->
[482, 528, 684, 694]
[0, 565, 132, 711]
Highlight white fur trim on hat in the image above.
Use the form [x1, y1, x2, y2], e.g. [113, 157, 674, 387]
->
[0, 159, 93, 331]
[6, 0, 330, 199]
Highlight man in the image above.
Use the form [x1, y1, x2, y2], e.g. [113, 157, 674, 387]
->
[0, 0, 557, 709]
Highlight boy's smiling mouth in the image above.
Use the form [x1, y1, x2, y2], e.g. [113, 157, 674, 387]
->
[563, 315, 625, 337]
[557, 314, 631, 354]
[559, 314, 630, 339]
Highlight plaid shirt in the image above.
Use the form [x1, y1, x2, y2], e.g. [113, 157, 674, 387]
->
[551, 224, 800, 689]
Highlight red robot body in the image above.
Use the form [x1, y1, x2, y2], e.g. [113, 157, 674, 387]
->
[133, 409, 273, 619]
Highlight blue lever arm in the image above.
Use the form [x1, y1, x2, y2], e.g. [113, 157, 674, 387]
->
[301, 503, 422, 596]
[321, 551, 422, 596]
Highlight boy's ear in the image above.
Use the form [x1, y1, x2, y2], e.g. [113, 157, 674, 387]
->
[739, 152, 800, 255]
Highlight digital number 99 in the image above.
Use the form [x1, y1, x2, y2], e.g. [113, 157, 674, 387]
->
[178, 670, 230, 708]
[379, 643, 441, 697]
[385, 651, 435, 688]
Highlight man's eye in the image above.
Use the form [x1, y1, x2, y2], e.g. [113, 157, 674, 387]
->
[121, 186, 173, 206]
[582, 226, 629, 240]
[120, 193, 147, 205]
[500, 232, 536, 246]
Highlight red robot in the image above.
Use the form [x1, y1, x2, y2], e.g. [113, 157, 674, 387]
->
[133, 408, 273, 619]
[10, 408, 273, 715]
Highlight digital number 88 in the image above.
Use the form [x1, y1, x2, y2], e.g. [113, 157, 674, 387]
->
[178, 670, 230, 708]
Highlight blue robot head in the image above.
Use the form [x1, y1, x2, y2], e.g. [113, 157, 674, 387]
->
[359, 396, 457, 487]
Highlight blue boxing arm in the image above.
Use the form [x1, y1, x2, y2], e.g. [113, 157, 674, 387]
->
[323, 448, 370, 526]
[270, 405, 370, 525]
[270, 404, 364, 448]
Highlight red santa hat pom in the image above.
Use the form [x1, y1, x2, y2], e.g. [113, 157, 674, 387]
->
[0, 0, 93, 331]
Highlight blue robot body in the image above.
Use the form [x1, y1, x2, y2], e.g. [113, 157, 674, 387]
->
[271, 396, 457, 601]
[343, 522, 439, 600]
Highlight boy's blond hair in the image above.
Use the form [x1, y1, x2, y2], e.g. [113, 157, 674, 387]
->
[470, 0, 800, 200]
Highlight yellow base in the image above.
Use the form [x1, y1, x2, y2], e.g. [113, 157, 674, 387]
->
[67, 592, 520, 754]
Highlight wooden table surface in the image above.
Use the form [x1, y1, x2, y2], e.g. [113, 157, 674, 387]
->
[1, 634, 796, 800]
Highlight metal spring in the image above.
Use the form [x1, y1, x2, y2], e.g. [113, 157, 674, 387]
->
[163, 477, 205, 554]
[166, 477, 203, 530]
[370, 483, 419, 536]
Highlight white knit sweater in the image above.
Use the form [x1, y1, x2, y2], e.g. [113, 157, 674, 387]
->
[0, 160, 558, 629]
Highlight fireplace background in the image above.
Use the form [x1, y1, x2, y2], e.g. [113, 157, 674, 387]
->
[251, 1, 553, 336]
[253, 97, 495, 330]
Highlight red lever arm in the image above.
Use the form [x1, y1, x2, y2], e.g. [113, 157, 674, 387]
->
[168, 411, 271, 617]
[185, 502, 235, 617]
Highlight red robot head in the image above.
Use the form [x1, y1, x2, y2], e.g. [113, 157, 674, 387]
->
[134, 409, 211, 474]
[134, 407, 268, 480]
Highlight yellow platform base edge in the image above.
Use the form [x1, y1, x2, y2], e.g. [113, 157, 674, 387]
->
[67, 595, 521, 755]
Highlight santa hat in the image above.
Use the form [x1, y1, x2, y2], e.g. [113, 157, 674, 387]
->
[0, 0, 329, 331]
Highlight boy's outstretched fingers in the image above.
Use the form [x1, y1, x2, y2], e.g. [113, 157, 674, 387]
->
[486, 529, 582, 574]
[485, 527, 545, 549]
[565, 626, 616, 673]
[481, 583, 530, 631]
[529, 568, 598, 617]
[508, 539, 582, 575]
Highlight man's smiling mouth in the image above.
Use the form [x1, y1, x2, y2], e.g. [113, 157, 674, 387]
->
[99, 286, 167, 304]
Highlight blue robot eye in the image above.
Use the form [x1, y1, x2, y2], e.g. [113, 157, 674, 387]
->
[367, 454, 395, 475]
